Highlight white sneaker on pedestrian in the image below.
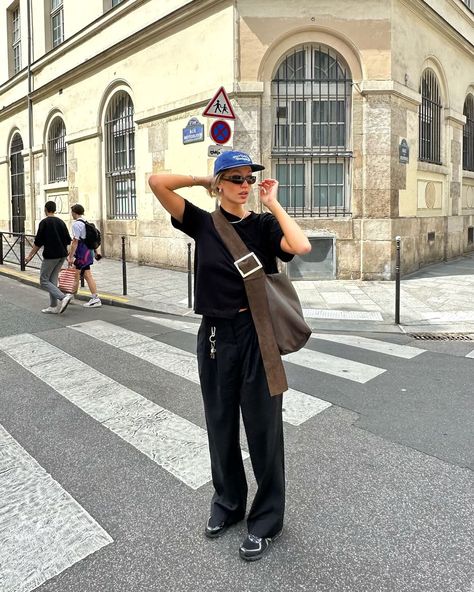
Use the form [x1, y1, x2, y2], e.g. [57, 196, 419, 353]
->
[59, 293, 73, 314]
[41, 306, 58, 314]
[83, 297, 102, 308]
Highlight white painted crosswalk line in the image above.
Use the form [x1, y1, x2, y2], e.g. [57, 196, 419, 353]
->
[133, 315, 201, 335]
[311, 333, 425, 359]
[0, 333, 212, 490]
[133, 315, 384, 385]
[285, 349, 385, 383]
[128, 317, 332, 426]
[0, 423, 112, 592]
[466, 350, 474, 358]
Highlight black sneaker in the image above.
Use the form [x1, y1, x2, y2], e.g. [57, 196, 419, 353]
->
[239, 531, 282, 561]
[205, 516, 236, 539]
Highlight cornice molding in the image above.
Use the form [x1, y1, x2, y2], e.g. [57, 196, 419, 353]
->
[398, 0, 474, 56]
[135, 82, 264, 124]
[0, 95, 27, 121]
[359, 80, 422, 106]
[66, 127, 102, 145]
[445, 108, 467, 125]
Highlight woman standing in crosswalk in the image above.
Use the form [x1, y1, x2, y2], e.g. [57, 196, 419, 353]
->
[148, 151, 311, 561]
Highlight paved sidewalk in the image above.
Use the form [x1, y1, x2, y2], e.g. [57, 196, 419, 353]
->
[1, 251, 474, 334]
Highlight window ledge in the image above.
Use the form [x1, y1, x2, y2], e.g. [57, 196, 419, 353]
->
[43, 182, 69, 191]
[417, 160, 449, 175]
[462, 170, 474, 180]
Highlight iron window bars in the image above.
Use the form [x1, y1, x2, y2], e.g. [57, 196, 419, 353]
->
[48, 117, 67, 182]
[105, 92, 136, 219]
[10, 133, 25, 233]
[271, 45, 353, 217]
[419, 69, 442, 165]
[463, 95, 474, 172]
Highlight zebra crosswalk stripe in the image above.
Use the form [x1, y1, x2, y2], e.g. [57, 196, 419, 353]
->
[132, 315, 385, 385]
[83, 319, 331, 427]
[0, 423, 112, 592]
[284, 348, 385, 383]
[130, 315, 385, 383]
[0, 333, 213, 490]
[310, 333, 425, 359]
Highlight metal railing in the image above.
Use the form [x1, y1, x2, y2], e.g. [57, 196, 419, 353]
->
[0, 232, 42, 270]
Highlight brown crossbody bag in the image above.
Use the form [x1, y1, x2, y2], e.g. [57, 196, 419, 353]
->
[212, 209, 311, 396]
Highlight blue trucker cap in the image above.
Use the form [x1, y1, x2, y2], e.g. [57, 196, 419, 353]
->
[214, 150, 265, 176]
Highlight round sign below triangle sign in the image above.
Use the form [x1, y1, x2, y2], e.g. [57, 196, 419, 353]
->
[210, 120, 232, 145]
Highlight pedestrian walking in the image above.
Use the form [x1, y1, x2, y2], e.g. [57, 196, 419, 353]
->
[25, 201, 73, 314]
[148, 150, 311, 561]
[67, 204, 102, 308]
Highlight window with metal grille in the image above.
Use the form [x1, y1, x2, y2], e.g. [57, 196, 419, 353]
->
[48, 117, 67, 182]
[461, 0, 472, 10]
[463, 95, 474, 172]
[12, 6, 21, 74]
[51, 0, 64, 48]
[112, 0, 125, 5]
[10, 133, 25, 233]
[105, 92, 136, 219]
[419, 70, 442, 164]
[272, 45, 352, 217]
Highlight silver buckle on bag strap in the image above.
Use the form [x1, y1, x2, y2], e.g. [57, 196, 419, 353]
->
[234, 252, 263, 278]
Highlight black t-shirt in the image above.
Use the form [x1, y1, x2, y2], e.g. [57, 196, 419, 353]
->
[172, 200, 294, 318]
[34, 216, 71, 259]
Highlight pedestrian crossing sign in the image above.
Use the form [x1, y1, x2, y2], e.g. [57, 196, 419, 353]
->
[202, 86, 236, 120]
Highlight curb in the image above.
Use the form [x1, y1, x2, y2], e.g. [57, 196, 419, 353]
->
[3, 265, 474, 335]
[0, 266, 196, 320]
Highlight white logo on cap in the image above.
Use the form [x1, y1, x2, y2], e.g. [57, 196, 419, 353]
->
[232, 154, 251, 162]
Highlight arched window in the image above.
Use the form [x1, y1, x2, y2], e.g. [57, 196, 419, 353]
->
[463, 94, 474, 172]
[48, 117, 67, 182]
[272, 45, 352, 217]
[419, 70, 442, 164]
[10, 132, 25, 233]
[104, 91, 136, 219]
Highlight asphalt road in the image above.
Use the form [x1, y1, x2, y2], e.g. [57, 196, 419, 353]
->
[0, 277, 473, 592]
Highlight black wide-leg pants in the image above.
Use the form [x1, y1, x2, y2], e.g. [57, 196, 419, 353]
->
[197, 310, 285, 538]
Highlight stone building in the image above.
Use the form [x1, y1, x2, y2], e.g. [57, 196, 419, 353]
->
[0, 0, 473, 279]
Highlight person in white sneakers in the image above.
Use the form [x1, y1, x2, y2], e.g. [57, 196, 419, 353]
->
[67, 204, 102, 308]
[25, 201, 73, 314]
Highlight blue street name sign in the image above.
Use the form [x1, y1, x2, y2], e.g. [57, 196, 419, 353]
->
[183, 118, 205, 145]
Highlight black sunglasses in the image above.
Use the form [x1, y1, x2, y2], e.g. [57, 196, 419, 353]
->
[222, 175, 257, 185]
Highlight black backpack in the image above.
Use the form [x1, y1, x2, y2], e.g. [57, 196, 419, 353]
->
[79, 219, 101, 250]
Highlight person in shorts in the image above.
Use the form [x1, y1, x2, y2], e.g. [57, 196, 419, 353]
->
[67, 203, 102, 308]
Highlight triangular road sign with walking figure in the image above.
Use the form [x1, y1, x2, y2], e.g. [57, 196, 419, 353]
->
[202, 86, 236, 120]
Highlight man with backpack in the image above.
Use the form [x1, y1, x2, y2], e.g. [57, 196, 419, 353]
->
[67, 203, 102, 308]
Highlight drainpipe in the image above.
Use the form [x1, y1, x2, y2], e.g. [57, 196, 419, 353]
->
[26, 0, 35, 233]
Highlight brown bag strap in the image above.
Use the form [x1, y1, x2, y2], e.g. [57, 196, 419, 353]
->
[211, 209, 288, 395]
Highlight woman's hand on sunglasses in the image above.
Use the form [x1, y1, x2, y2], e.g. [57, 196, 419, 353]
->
[258, 178, 279, 207]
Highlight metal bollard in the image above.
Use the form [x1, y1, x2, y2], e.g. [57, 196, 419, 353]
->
[187, 242, 192, 309]
[0, 232, 3, 264]
[395, 236, 401, 324]
[20, 233, 26, 271]
[121, 236, 128, 296]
